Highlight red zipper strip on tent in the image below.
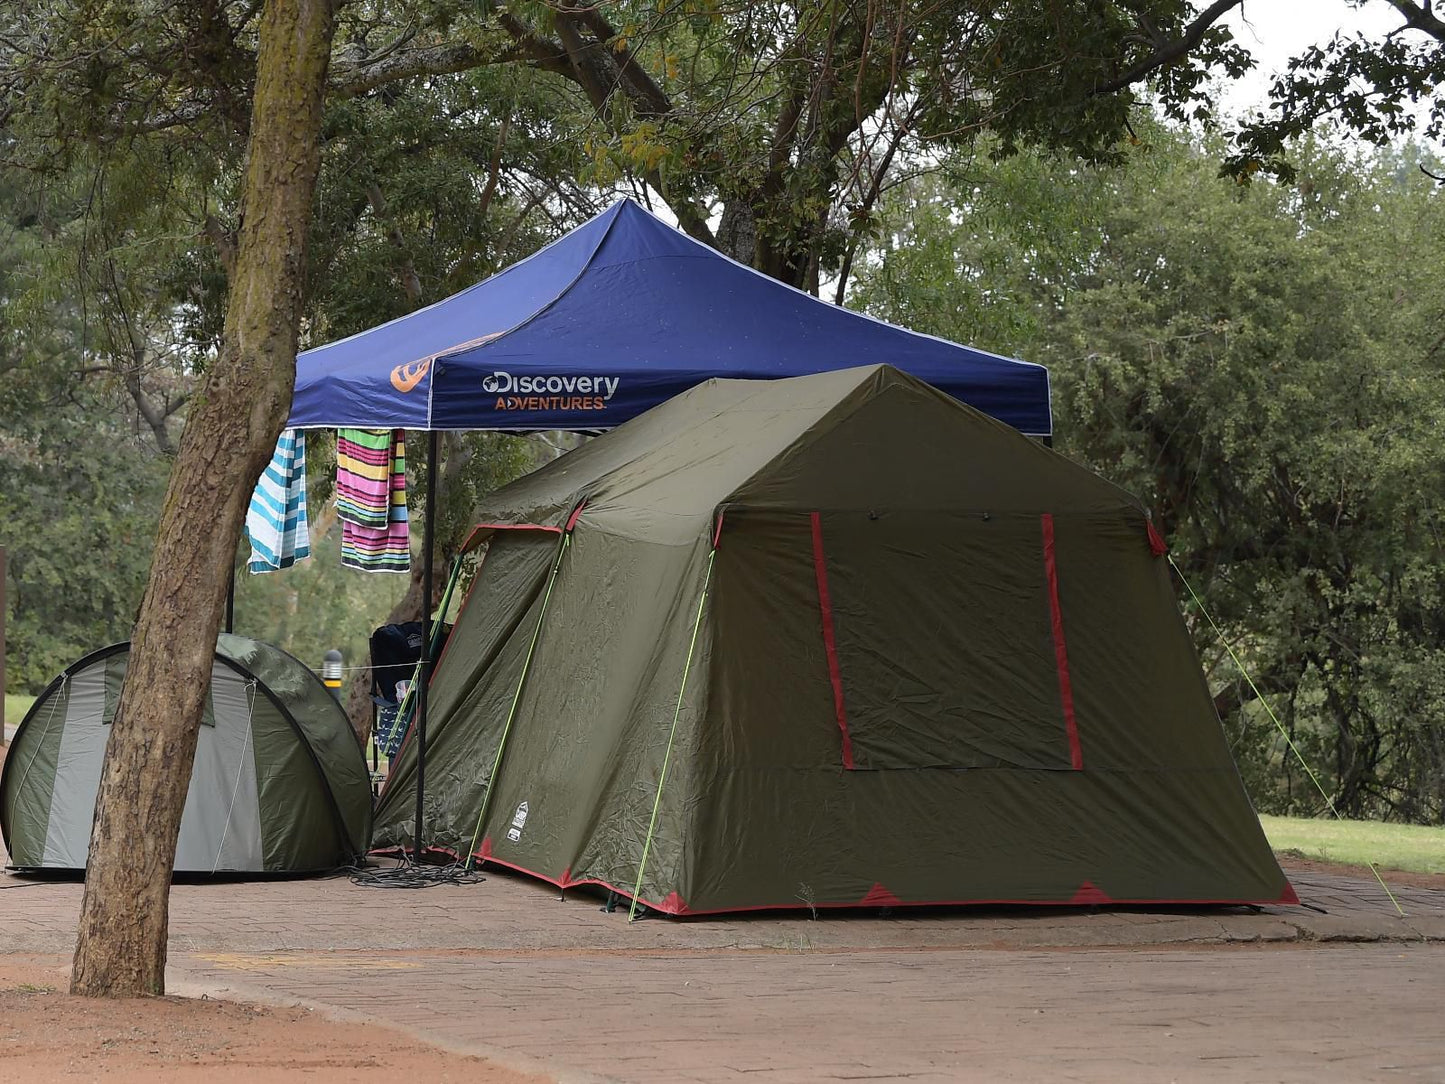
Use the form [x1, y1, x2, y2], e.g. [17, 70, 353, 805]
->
[810, 512, 855, 770]
[1041, 513, 1084, 771]
[1147, 518, 1168, 556]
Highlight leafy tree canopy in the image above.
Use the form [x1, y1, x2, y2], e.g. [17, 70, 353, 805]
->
[854, 126, 1445, 821]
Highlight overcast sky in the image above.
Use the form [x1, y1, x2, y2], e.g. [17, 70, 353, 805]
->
[1218, 0, 1413, 119]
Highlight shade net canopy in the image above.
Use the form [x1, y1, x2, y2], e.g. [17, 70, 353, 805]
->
[287, 200, 1051, 436]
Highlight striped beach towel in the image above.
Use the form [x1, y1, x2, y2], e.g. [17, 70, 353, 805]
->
[338, 428, 410, 573]
[246, 429, 312, 573]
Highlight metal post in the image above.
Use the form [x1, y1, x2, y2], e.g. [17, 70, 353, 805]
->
[225, 568, 235, 634]
[413, 429, 439, 861]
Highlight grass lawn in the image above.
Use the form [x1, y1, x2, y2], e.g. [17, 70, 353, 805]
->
[4, 694, 34, 729]
[1260, 813, 1445, 875]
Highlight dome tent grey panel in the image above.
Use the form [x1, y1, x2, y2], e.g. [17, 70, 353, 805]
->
[1, 634, 371, 874]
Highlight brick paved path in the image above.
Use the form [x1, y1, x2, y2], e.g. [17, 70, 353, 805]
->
[177, 944, 1443, 1083]
[5, 864, 1444, 1082]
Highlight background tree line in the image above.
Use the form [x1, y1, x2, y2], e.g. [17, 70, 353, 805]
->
[853, 126, 1445, 824]
[2, 0, 1443, 824]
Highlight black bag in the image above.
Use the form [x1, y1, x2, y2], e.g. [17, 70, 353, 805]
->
[368, 620, 453, 701]
[368, 622, 426, 701]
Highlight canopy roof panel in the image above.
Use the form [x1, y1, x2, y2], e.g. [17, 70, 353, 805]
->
[288, 200, 1051, 435]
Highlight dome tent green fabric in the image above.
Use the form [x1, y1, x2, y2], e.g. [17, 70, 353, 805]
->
[2, 634, 371, 874]
[373, 365, 1294, 914]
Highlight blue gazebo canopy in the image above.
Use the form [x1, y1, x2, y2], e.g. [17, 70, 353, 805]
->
[287, 199, 1051, 436]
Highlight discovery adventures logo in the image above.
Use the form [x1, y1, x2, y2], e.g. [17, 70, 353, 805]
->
[483, 371, 620, 412]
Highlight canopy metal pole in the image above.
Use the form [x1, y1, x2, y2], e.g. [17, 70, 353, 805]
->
[413, 429, 439, 861]
[225, 570, 235, 634]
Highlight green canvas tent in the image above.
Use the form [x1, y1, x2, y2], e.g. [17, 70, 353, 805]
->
[1, 634, 372, 874]
[374, 365, 1295, 913]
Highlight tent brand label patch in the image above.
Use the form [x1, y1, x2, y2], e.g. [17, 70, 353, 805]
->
[507, 801, 529, 842]
[484, 372, 619, 412]
[511, 801, 529, 828]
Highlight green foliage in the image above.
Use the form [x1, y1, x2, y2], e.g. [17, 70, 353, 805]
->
[0, 164, 172, 690]
[234, 525, 409, 677]
[4, 0, 1268, 297]
[848, 150, 1110, 353]
[304, 65, 597, 343]
[0, 406, 169, 691]
[855, 128, 1445, 823]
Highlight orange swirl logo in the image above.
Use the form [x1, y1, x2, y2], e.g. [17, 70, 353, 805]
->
[390, 359, 431, 393]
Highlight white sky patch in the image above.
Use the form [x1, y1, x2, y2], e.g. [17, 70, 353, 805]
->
[1218, 0, 1436, 138]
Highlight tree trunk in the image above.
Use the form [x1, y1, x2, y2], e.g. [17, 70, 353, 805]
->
[70, 0, 337, 998]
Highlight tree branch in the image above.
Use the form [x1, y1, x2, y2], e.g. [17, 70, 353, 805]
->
[203, 213, 238, 279]
[329, 40, 505, 99]
[1091, 0, 1244, 95]
[494, 9, 715, 246]
[476, 112, 510, 223]
[493, 12, 577, 79]
[1382, 0, 1445, 44]
[833, 101, 922, 306]
[565, 3, 672, 117]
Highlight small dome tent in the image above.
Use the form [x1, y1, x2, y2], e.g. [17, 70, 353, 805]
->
[2, 634, 371, 874]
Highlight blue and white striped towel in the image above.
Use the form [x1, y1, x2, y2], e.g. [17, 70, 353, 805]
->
[246, 429, 312, 573]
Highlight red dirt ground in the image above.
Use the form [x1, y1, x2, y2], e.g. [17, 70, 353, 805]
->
[0, 958, 545, 1084]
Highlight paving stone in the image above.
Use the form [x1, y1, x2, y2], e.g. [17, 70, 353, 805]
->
[172, 944, 1445, 1084]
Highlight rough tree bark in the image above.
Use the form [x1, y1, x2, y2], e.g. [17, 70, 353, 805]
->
[70, 0, 338, 998]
